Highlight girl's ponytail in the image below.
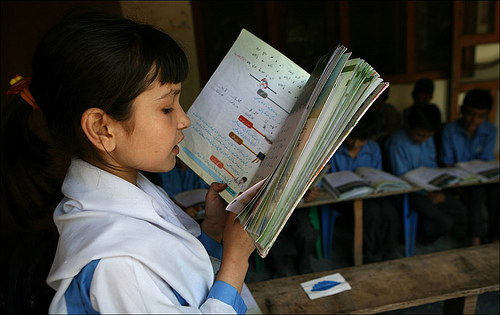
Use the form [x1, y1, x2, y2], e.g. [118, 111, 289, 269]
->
[1, 90, 67, 228]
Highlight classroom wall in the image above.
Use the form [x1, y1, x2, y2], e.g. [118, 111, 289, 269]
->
[386, 80, 449, 120]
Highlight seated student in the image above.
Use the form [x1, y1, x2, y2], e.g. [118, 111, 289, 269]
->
[158, 157, 210, 218]
[385, 104, 467, 243]
[439, 89, 499, 245]
[328, 111, 401, 263]
[268, 187, 321, 277]
[402, 78, 437, 124]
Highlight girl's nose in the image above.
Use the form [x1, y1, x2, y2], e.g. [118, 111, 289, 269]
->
[178, 108, 191, 129]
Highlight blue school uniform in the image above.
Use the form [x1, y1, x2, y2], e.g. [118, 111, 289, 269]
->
[158, 166, 209, 198]
[385, 128, 467, 240]
[329, 140, 382, 172]
[439, 118, 497, 165]
[384, 129, 437, 176]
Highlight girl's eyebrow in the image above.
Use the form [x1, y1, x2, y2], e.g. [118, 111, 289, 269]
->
[157, 88, 181, 100]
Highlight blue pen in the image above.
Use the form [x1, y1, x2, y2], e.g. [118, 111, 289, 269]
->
[311, 280, 341, 291]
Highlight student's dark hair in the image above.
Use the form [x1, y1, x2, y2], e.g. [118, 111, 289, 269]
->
[412, 78, 434, 96]
[406, 103, 441, 132]
[462, 89, 493, 111]
[1, 9, 189, 227]
[349, 109, 377, 141]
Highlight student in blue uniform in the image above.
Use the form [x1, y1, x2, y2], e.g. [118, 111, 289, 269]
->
[440, 89, 499, 245]
[385, 104, 467, 243]
[159, 158, 210, 218]
[328, 111, 401, 263]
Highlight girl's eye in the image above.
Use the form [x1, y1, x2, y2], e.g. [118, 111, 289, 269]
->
[162, 108, 173, 114]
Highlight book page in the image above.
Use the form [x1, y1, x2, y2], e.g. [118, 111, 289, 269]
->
[240, 47, 348, 241]
[401, 167, 464, 191]
[354, 167, 412, 193]
[456, 159, 499, 181]
[322, 171, 374, 200]
[178, 29, 309, 202]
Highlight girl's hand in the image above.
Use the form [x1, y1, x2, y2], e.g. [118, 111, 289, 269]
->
[201, 182, 229, 243]
[216, 212, 255, 293]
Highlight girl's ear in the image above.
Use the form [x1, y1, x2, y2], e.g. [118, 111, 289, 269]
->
[81, 108, 117, 153]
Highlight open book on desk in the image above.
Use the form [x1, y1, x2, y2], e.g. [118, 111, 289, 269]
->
[178, 29, 388, 257]
[322, 167, 413, 200]
[456, 160, 499, 182]
[401, 166, 482, 191]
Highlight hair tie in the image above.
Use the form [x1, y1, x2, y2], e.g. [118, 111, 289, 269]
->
[6, 75, 40, 110]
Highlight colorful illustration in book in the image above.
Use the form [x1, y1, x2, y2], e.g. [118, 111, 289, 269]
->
[229, 131, 266, 163]
[238, 115, 273, 145]
[210, 155, 248, 188]
[250, 74, 290, 115]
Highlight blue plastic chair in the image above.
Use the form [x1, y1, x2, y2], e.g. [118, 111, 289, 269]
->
[403, 193, 418, 257]
[320, 205, 341, 260]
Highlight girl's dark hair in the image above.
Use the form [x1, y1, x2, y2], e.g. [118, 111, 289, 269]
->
[1, 9, 189, 227]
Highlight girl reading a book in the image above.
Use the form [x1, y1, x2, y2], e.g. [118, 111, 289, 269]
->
[1, 9, 255, 313]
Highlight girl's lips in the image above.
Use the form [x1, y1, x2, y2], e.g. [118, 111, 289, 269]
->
[173, 136, 183, 154]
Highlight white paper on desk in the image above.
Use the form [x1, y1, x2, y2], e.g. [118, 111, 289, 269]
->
[301, 273, 351, 300]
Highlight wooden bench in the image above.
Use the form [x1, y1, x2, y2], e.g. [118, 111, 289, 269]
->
[247, 243, 499, 314]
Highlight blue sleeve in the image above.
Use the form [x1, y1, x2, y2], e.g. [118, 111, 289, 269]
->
[197, 230, 223, 260]
[479, 123, 497, 161]
[370, 141, 383, 170]
[386, 137, 411, 176]
[158, 170, 181, 198]
[207, 281, 247, 314]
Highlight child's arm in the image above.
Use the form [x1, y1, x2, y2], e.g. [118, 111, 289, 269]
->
[479, 124, 497, 161]
[216, 212, 255, 293]
[201, 183, 255, 294]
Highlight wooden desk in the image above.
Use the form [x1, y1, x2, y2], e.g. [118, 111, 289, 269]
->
[297, 187, 420, 265]
[247, 243, 499, 314]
